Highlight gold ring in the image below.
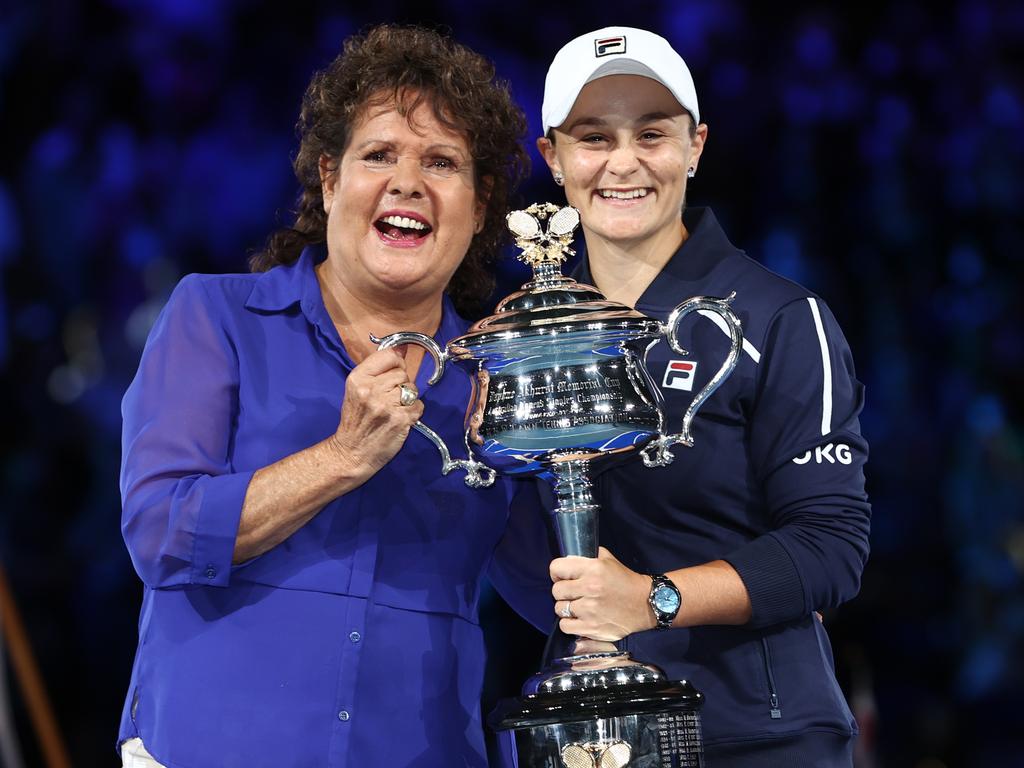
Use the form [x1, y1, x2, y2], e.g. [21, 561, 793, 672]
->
[399, 383, 418, 407]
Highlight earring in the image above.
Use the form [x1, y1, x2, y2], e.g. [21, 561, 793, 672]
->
[553, 171, 564, 186]
[687, 167, 696, 179]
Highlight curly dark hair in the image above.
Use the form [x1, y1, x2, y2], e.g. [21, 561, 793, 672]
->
[250, 24, 529, 316]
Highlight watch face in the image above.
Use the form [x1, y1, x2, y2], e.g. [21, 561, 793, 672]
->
[653, 584, 680, 614]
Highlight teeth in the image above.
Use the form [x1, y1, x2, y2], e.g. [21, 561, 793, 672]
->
[380, 215, 428, 230]
[599, 189, 649, 200]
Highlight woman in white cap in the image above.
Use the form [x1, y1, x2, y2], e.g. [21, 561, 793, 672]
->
[538, 26, 871, 766]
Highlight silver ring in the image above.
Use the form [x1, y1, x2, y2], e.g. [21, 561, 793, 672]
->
[559, 600, 575, 619]
[398, 383, 418, 407]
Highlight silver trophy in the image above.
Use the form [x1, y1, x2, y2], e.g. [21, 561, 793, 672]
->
[375, 203, 742, 767]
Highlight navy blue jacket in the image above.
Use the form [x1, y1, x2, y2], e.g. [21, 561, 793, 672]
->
[575, 208, 871, 758]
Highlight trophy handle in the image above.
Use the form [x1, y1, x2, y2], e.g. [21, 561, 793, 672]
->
[371, 331, 496, 488]
[372, 331, 448, 384]
[641, 293, 743, 467]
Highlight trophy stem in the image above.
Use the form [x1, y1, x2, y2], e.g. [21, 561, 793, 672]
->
[530, 261, 561, 285]
[549, 459, 599, 559]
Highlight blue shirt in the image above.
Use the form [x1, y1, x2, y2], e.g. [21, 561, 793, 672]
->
[574, 208, 871, 759]
[118, 249, 553, 767]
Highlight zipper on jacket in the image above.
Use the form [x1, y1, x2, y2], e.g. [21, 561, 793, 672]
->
[760, 637, 783, 719]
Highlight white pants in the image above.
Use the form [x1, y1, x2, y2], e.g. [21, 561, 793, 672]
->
[121, 738, 167, 768]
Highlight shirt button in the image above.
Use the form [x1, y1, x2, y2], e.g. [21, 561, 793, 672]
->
[204, 565, 216, 579]
[338, 710, 350, 722]
[348, 631, 361, 643]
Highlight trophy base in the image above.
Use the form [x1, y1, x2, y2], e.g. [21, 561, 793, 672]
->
[490, 648, 704, 767]
[489, 677, 704, 768]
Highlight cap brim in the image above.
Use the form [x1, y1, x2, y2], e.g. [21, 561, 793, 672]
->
[546, 59, 696, 133]
[585, 58, 664, 86]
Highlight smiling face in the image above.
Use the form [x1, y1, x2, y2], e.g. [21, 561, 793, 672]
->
[320, 95, 481, 307]
[538, 75, 707, 258]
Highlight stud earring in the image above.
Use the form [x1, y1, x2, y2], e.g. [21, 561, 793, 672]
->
[687, 167, 696, 179]
[553, 171, 564, 186]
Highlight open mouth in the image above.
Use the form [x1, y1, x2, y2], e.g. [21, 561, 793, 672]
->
[597, 188, 650, 200]
[374, 214, 433, 241]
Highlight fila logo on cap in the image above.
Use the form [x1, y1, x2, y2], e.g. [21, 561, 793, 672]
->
[663, 360, 698, 391]
[594, 35, 626, 57]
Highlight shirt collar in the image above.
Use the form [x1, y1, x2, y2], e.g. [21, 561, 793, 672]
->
[574, 207, 742, 311]
[244, 245, 326, 314]
[244, 244, 468, 355]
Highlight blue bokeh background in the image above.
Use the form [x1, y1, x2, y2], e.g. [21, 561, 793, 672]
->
[1, 1, 1022, 766]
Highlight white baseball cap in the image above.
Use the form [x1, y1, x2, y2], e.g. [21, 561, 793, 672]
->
[541, 26, 700, 135]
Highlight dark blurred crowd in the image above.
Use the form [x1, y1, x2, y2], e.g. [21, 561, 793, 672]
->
[1, 1, 1021, 766]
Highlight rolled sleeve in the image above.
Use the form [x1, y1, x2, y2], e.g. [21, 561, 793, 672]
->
[725, 532, 806, 627]
[188, 469, 255, 586]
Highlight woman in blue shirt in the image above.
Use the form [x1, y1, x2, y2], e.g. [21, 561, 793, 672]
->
[535, 27, 871, 766]
[118, 25, 551, 768]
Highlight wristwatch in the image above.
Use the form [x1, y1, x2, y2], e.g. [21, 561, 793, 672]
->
[648, 574, 681, 630]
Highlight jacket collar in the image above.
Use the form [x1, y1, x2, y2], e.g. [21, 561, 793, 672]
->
[574, 207, 742, 311]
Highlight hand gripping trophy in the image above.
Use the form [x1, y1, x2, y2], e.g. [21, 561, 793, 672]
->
[375, 203, 742, 767]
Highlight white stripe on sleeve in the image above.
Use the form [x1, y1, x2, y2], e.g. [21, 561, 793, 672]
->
[807, 298, 832, 436]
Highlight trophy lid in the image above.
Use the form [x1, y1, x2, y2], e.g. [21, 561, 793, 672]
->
[454, 204, 659, 345]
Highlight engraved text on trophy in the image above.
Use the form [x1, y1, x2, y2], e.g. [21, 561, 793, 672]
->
[479, 356, 661, 452]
